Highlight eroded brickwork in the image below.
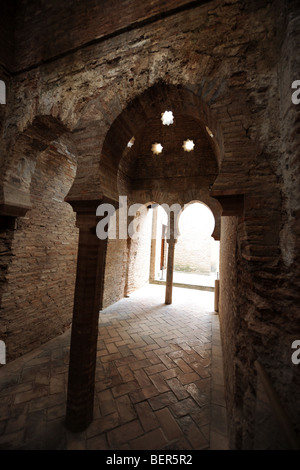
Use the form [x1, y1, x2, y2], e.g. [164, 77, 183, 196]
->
[0, 147, 78, 360]
[104, 205, 153, 308]
[0, 2, 14, 72]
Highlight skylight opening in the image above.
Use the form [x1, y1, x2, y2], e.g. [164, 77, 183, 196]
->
[206, 126, 214, 138]
[161, 111, 174, 126]
[183, 139, 195, 152]
[127, 137, 135, 148]
[152, 143, 163, 155]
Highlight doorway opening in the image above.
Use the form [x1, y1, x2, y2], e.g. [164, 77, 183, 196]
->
[149, 202, 219, 292]
[174, 202, 219, 290]
[149, 204, 169, 283]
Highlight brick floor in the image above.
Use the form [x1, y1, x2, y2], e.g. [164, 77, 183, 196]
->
[0, 284, 229, 450]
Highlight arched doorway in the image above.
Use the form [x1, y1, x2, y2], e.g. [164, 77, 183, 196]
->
[0, 117, 78, 361]
[174, 202, 219, 291]
[65, 83, 227, 432]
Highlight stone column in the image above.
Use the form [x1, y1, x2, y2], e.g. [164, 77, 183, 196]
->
[165, 211, 177, 305]
[165, 238, 177, 305]
[214, 278, 220, 313]
[65, 201, 108, 432]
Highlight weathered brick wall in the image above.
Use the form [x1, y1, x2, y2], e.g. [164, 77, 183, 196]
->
[0, 1, 15, 72]
[103, 210, 127, 309]
[103, 205, 152, 308]
[0, 1, 14, 168]
[0, 147, 78, 361]
[253, 370, 290, 450]
[278, 5, 300, 276]
[276, 7, 300, 440]
[13, 0, 200, 72]
[125, 205, 152, 295]
[0, 218, 16, 335]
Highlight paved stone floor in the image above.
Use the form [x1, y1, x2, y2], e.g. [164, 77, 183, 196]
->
[0, 284, 229, 450]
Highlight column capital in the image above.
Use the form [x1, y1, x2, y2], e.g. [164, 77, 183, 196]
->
[210, 191, 245, 216]
[66, 197, 119, 229]
[166, 237, 178, 245]
[0, 182, 32, 217]
[66, 197, 119, 214]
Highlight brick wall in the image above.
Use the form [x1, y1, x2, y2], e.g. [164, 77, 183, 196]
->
[0, 147, 78, 361]
[125, 205, 153, 295]
[0, 219, 16, 328]
[103, 210, 127, 309]
[13, 0, 199, 72]
[0, 1, 15, 72]
[103, 205, 152, 308]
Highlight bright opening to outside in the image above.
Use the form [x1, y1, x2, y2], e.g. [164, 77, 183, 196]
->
[174, 202, 219, 288]
[161, 111, 174, 126]
[152, 143, 163, 155]
[127, 137, 135, 148]
[150, 203, 219, 289]
[183, 139, 195, 152]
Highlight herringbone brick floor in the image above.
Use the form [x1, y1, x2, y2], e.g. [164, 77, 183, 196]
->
[0, 284, 228, 450]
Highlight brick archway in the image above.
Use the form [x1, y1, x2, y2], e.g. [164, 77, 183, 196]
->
[0, 115, 79, 362]
[1, 115, 76, 218]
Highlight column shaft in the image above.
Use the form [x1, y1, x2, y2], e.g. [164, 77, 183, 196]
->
[165, 239, 176, 305]
[66, 213, 107, 432]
